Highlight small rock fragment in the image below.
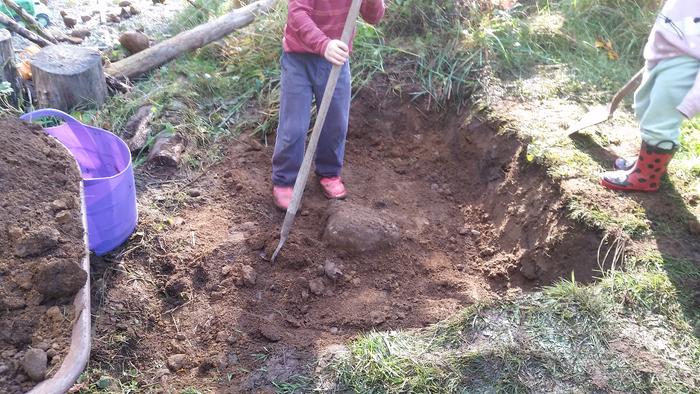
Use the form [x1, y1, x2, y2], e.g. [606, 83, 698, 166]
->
[188, 189, 202, 197]
[240, 265, 257, 287]
[129, 5, 140, 15]
[80, 15, 91, 22]
[323, 260, 342, 279]
[167, 354, 187, 371]
[330, 327, 339, 334]
[46, 306, 62, 322]
[689, 220, 700, 236]
[51, 199, 68, 211]
[70, 29, 91, 39]
[62, 16, 77, 29]
[55, 210, 71, 225]
[221, 265, 233, 277]
[309, 278, 325, 295]
[458, 227, 469, 236]
[119, 7, 131, 19]
[118, 0, 132, 6]
[21, 349, 47, 381]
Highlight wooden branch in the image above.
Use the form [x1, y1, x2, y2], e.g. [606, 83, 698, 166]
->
[106, 0, 277, 79]
[0, 13, 53, 47]
[0, 29, 22, 104]
[1, 0, 57, 44]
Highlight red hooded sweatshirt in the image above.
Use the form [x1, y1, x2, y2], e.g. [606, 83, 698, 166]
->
[283, 0, 385, 57]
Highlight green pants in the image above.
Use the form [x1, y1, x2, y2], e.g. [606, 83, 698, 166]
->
[635, 56, 700, 149]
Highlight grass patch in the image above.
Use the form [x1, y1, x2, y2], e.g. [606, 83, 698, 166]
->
[330, 276, 699, 392]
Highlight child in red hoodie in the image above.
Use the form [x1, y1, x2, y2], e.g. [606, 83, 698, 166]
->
[271, 0, 385, 209]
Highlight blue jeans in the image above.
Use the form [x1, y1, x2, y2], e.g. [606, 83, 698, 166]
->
[272, 52, 351, 186]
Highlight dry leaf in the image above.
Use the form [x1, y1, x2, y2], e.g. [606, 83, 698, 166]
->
[595, 37, 619, 61]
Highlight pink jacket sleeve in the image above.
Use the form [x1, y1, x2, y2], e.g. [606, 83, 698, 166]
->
[677, 70, 700, 119]
[287, 0, 331, 56]
[360, 0, 385, 25]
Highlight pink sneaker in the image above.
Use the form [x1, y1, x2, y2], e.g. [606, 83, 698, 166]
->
[319, 177, 347, 199]
[272, 186, 293, 210]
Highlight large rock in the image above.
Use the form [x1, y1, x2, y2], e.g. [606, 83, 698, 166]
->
[323, 202, 400, 254]
[119, 31, 150, 55]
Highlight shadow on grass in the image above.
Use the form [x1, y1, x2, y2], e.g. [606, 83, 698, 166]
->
[571, 132, 700, 338]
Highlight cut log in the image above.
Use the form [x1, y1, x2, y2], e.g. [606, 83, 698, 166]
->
[148, 133, 184, 167]
[124, 104, 153, 151]
[0, 29, 21, 104]
[1, 0, 57, 44]
[106, 0, 277, 79]
[31, 44, 108, 111]
[0, 13, 53, 47]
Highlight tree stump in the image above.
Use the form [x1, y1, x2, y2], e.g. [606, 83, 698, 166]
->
[0, 29, 21, 105]
[31, 44, 108, 111]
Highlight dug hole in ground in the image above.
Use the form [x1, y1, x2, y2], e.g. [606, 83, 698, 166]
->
[88, 79, 607, 392]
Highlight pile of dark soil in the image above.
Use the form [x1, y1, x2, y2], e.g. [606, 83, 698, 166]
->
[0, 117, 87, 393]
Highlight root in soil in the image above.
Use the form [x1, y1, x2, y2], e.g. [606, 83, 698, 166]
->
[89, 89, 604, 392]
[0, 116, 87, 392]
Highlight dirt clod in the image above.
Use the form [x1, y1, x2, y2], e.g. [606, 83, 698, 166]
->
[167, 354, 187, 371]
[21, 348, 47, 381]
[240, 265, 257, 287]
[323, 202, 400, 254]
[308, 278, 325, 295]
[45, 307, 62, 323]
[323, 260, 342, 279]
[259, 326, 282, 342]
[34, 260, 87, 300]
[369, 310, 387, 325]
[14, 226, 60, 258]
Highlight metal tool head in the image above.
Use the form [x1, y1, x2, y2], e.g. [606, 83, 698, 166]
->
[270, 235, 286, 264]
[566, 104, 612, 136]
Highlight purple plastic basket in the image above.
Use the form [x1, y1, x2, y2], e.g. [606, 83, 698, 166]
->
[21, 109, 137, 256]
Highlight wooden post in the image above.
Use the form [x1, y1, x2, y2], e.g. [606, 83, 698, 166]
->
[31, 45, 108, 111]
[0, 29, 21, 105]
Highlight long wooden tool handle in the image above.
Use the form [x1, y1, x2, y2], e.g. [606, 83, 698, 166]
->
[283, 0, 363, 220]
[608, 67, 644, 116]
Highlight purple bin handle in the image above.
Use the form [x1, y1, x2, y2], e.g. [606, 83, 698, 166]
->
[20, 109, 87, 131]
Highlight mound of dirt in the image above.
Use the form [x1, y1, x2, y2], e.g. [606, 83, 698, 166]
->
[0, 117, 87, 393]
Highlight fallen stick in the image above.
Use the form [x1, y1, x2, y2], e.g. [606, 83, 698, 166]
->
[1, 0, 57, 44]
[106, 0, 277, 79]
[0, 12, 53, 47]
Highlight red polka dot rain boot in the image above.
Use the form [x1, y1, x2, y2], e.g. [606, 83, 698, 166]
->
[601, 141, 677, 192]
